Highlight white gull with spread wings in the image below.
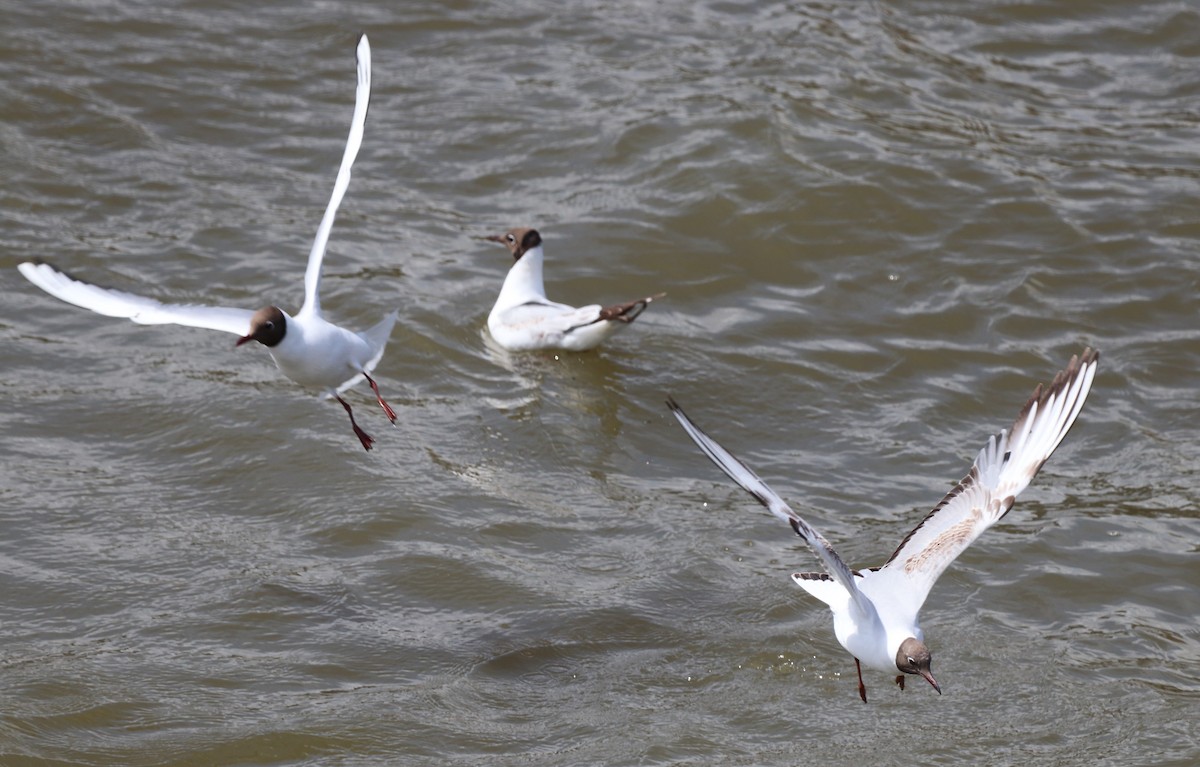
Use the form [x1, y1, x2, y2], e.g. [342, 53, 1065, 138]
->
[19, 35, 398, 451]
[668, 348, 1098, 702]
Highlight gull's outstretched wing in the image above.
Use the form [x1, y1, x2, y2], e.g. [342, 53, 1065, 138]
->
[667, 397, 874, 617]
[866, 348, 1099, 622]
[18, 261, 253, 335]
[300, 33, 371, 317]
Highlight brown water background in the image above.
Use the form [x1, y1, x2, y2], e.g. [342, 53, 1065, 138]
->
[1, 1, 1198, 765]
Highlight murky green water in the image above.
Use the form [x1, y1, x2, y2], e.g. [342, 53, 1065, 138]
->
[2, 1, 1197, 765]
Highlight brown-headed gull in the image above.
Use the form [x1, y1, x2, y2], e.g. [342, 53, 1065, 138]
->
[484, 228, 663, 351]
[19, 35, 397, 451]
[667, 348, 1099, 702]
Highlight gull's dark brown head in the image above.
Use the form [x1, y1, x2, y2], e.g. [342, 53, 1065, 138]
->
[236, 306, 286, 348]
[896, 637, 941, 694]
[485, 228, 542, 261]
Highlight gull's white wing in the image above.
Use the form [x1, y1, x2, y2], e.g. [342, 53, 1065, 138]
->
[487, 299, 599, 349]
[18, 261, 253, 335]
[500, 300, 601, 331]
[667, 397, 875, 617]
[866, 348, 1099, 622]
[491, 294, 663, 351]
[299, 34, 371, 318]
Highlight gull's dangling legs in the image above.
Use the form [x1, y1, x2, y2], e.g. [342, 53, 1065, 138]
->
[855, 658, 868, 704]
[336, 394, 374, 451]
[363, 371, 397, 424]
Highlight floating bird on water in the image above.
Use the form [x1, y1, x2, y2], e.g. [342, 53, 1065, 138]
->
[667, 348, 1098, 702]
[484, 227, 663, 352]
[19, 35, 397, 451]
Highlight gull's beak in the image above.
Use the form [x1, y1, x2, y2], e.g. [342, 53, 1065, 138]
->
[483, 233, 505, 243]
[920, 669, 942, 695]
[236, 334, 253, 347]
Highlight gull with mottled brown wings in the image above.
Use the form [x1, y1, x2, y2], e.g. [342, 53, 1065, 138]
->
[668, 348, 1098, 702]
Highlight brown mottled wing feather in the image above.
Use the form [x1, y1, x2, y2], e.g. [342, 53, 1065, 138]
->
[864, 349, 1099, 623]
[571, 292, 665, 331]
[667, 397, 876, 618]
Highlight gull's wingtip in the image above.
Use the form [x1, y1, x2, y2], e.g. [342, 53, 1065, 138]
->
[1066, 346, 1099, 377]
[18, 260, 69, 287]
[17, 261, 45, 288]
[665, 396, 691, 429]
[355, 33, 371, 78]
[1018, 346, 1100, 419]
[1071, 347, 1099, 392]
[1051, 346, 1100, 405]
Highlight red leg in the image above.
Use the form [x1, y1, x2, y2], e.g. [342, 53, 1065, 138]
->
[856, 658, 868, 703]
[336, 394, 374, 451]
[363, 371, 396, 424]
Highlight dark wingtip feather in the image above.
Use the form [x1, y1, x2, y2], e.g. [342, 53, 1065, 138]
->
[1013, 347, 1099, 432]
[598, 294, 661, 323]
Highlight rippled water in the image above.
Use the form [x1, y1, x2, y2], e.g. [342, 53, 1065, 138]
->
[2, 1, 1198, 765]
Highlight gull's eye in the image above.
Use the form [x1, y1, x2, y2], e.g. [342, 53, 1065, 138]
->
[907, 657, 916, 665]
[506, 233, 516, 243]
[265, 321, 274, 330]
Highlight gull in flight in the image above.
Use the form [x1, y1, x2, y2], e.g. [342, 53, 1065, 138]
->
[19, 35, 398, 451]
[484, 227, 663, 351]
[668, 348, 1098, 701]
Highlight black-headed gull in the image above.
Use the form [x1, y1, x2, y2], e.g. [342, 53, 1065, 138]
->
[484, 228, 663, 351]
[19, 35, 398, 451]
[668, 348, 1098, 702]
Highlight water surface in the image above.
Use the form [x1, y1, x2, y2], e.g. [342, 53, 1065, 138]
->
[1, 1, 1198, 765]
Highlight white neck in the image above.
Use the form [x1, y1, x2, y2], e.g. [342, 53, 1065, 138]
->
[493, 245, 547, 309]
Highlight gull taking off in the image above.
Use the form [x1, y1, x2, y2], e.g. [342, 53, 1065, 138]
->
[668, 348, 1098, 702]
[19, 35, 398, 451]
[485, 228, 663, 351]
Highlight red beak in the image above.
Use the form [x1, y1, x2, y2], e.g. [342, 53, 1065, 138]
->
[921, 669, 942, 695]
[236, 335, 252, 347]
